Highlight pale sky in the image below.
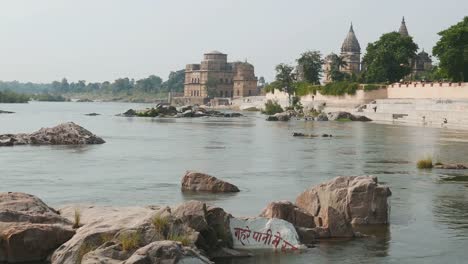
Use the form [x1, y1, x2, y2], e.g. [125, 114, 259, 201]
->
[0, 0, 466, 83]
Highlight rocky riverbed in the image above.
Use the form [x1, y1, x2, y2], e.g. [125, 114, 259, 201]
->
[118, 104, 243, 118]
[0, 175, 391, 264]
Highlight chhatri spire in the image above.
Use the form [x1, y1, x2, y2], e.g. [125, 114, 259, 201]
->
[341, 22, 360, 53]
[399, 16, 409, 37]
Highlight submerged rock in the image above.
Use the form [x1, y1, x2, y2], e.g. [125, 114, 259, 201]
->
[434, 163, 468, 169]
[85, 113, 100, 116]
[0, 122, 105, 146]
[0, 192, 75, 263]
[327, 112, 372, 122]
[181, 171, 240, 193]
[0, 110, 14, 114]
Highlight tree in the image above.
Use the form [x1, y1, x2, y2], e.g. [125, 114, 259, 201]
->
[362, 32, 418, 83]
[328, 54, 349, 82]
[205, 78, 219, 98]
[432, 17, 468, 82]
[161, 70, 185, 92]
[274, 63, 295, 106]
[297, 51, 324, 84]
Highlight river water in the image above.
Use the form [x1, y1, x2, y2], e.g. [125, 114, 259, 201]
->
[1, 102, 467, 264]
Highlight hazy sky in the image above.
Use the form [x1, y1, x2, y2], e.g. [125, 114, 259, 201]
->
[0, 0, 466, 83]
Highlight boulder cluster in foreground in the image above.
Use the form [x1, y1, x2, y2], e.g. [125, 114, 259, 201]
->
[0, 175, 391, 263]
[0, 122, 105, 146]
[119, 104, 243, 118]
[266, 111, 372, 122]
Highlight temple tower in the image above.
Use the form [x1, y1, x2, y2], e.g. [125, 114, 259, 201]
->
[340, 23, 361, 75]
[399, 17, 409, 37]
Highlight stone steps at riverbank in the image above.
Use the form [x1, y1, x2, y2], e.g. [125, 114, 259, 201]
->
[350, 99, 468, 129]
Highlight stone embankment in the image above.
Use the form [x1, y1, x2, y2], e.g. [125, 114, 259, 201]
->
[119, 104, 243, 118]
[0, 175, 391, 263]
[0, 122, 105, 146]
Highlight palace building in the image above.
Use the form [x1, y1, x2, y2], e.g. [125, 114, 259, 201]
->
[184, 51, 258, 100]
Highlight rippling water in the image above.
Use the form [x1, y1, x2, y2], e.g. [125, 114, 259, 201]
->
[1, 102, 467, 263]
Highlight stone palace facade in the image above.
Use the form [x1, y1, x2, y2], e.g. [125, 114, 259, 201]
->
[184, 51, 258, 100]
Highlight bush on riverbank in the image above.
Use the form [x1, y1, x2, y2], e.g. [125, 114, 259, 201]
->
[294, 82, 321, 96]
[262, 100, 283, 115]
[320, 81, 360, 96]
[417, 158, 433, 169]
[0, 90, 29, 103]
[32, 93, 69, 102]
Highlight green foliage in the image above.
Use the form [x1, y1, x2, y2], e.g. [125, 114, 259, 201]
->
[167, 233, 191, 246]
[32, 93, 68, 102]
[0, 90, 29, 103]
[432, 17, 468, 82]
[417, 158, 433, 169]
[362, 32, 418, 83]
[262, 100, 283, 115]
[119, 232, 141, 252]
[152, 216, 169, 238]
[362, 84, 381, 91]
[243, 107, 260, 111]
[294, 82, 321, 96]
[320, 81, 359, 96]
[297, 50, 324, 84]
[327, 54, 350, 82]
[274, 63, 296, 105]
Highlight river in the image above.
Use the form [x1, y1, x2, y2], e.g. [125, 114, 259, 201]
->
[1, 102, 467, 264]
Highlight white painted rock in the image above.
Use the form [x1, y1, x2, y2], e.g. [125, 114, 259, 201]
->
[229, 217, 303, 251]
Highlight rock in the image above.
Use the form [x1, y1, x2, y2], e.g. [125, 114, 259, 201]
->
[0, 192, 75, 263]
[181, 171, 240, 193]
[180, 105, 193, 112]
[316, 113, 328, 121]
[434, 163, 468, 169]
[52, 200, 237, 263]
[266, 116, 278, 121]
[0, 110, 14, 114]
[327, 112, 354, 121]
[296, 176, 392, 226]
[123, 241, 212, 264]
[182, 110, 194, 117]
[327, 112, 372, 122]
[325, 207, 354, 238]
[295, 226, 332, 245]
[292, 133, 316, 138]
[51, 205, 173, 264]
[274, 113, 290, 121]
[229, 217, 303, 251]
[156, 104, 178, 116]
[0, 122, 105, 146]
[122, 109, 137, 117]
[353, 115, 372, 122]
[85, 113, 100, 116]
[223, 113, 243, 118]
[259, 201, 315, 228]
[77, 99, 93, 102]
[322, 134, 332, 137]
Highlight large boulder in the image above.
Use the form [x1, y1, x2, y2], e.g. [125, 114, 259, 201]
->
[0, 122, 105, 146]
[52, 201, 236, 263]
[229, 217, 303, 251]
[0, 192, 75, 263]
[123, 241, 212, 264]
[315, 113, 328, 121]
[296, 176, 392, 226]
[259, 201, 315, 228]
[274, 113, 290, 121]
[181, 171, 240, 193]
